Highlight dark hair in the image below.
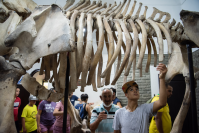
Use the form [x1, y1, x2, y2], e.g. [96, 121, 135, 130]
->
[17, 84, 21, 89]
[110, 87, 116, 95]
[81, 94, 88, 101]
[125, 86, 139, 93]
[165, 82, 169, 87]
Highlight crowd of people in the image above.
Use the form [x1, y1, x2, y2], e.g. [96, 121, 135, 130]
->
[14, 63, 173, 133]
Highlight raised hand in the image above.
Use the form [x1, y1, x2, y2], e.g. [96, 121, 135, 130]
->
[157, 63, 167, 79]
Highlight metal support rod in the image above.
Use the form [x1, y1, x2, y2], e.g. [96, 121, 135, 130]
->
[186, 44, 198, 133]
[63, 55, 70, 133]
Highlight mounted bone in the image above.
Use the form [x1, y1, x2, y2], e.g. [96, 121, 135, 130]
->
[3, 0, 37, 19]
[63, 0, 75, 10]
[69, 10, 79, 92]
[165, 42, 189, 82]
[111, 19, 131, 85]
[101, 19, 121, 78]
[162, 12, 171, 23]
[5, 5, 74, 70]
[169, 19, 176, 29]
[77, 13, 86, 81]
[148, 7, 159, 20]
[88, 2, 107, 14]
[124, 19, 138, 79]
[58, 52, 68, 93]
[115, 0, 127, 19]
[180, 10, 199, 47]
[121, 0, 131, 17]
[0, 11, 21, 56]
[80, 1, 96, 12]
[86, 14, 104, 86]
[81, 13, 93, 91]
[156, 22, 172, 54]
[108, 1, 121, 14]
[0, 56, 25, 133]
[101, 1, 116, 16]
[154, 10, 166, 22]
[139, 6, 148, 21]
[67, 0, 85, 11]
[84, 0, 101, 13]
[115, 0, 127, 15]
[135, 19, 147, 69]
[146, 18, 164, 61]
[131, 2, 142, 21]
[127, 0, 137, 17]
[73, 0, 90, 11]
[0, 0, 9, 23]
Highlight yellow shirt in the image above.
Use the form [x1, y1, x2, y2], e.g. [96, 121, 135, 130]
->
[21, 105, 38, 132]
[149, 95, 172, 133]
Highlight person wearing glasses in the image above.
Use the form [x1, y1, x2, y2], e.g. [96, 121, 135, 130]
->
[90, 88, 120, 133]
[113, 63, 169, 133]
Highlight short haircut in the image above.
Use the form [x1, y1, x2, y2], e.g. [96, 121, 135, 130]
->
[110, 87, 116, 95]
[81, 94, 88, 101]
[101, 88, 113, 96]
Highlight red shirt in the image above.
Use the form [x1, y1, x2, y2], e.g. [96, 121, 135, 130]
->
[13, 97, 21, 121]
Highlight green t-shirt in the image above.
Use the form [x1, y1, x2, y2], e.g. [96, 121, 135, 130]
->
[21, 104, 38, 132]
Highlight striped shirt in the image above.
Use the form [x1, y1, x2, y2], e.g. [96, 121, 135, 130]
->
[90, 103, 120, 133]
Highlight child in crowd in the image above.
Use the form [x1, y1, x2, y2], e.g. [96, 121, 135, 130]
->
[14, 87, 21, 133]
[53, 97, 71, 133]
[21, 95, 38, 133]
[37, 97, 56, 133]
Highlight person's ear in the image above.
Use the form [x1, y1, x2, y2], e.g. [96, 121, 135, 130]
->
[125, 93, 128, 98]
[100, 96, 102, 100]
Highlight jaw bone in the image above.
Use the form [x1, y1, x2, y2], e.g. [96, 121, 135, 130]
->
[4, 5, 75, 70]
[3, 0, 37, 19]
[0, 11, 21, 56]
[0, 56, 25, 133]
[180, 10, 199, 47]
[0, 0, 10, 23]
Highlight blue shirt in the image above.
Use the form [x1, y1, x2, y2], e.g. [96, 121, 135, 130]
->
[113, 97, 121, 105]
[75, 103, 88, 120]
[90, 103, 120, 133]
[70, 95, 78, 106]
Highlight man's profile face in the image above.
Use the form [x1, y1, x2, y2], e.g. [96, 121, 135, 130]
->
[167, 86, 173, 98]
[125, 86, 140, 100]
[100, 90, 113, 106]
